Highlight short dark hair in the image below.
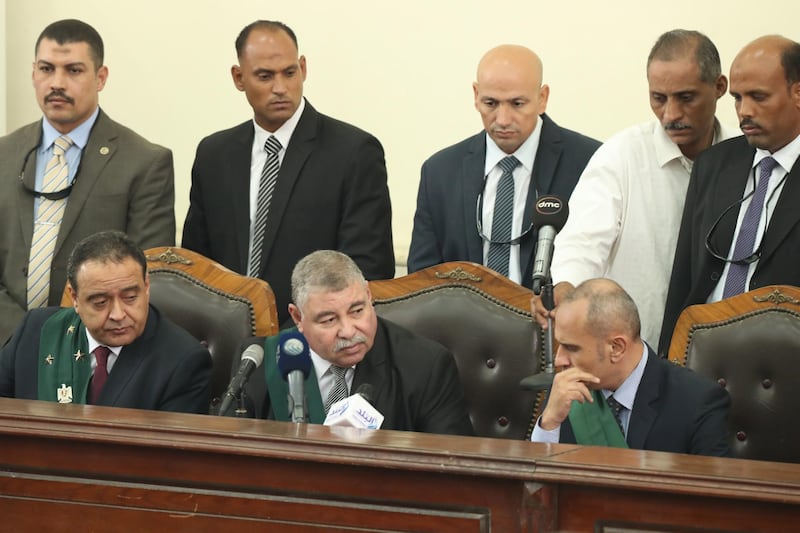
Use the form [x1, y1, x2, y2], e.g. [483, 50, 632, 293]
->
[36, 19, 104, 71]
[647, 29, 721, 84]
[781, 40, 800, 85]
[67, 231, 146, 295]
[562, 279, 642, 341]
[235, 20, 298, 58]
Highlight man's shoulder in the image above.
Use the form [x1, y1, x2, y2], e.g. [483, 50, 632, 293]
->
[653, 355, 723, 401]
[423, 132, 484, 167]
[542, 115, 601, 151]
[0, 121, 41, 150]
[377, 317, 450, 359]
[142, 306, 206, 353]
[93, 111, 170, 154]
[312, 107, 379, 143]
[697, 134, 749, 162]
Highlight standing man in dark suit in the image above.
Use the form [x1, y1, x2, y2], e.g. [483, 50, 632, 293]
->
[660, 35, 800, 353]
[407, 44, 600, 286]
[531, 279, 730, 457]
[182, 20, 395, 326]
[253, 250, 473, 435]
[0, 19, 176, 345]
[0, 231, 212, 414]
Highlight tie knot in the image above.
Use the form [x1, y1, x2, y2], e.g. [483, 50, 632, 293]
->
[264, 135, 282, 155]
[498, 156, 520, 175]
[607, 394, 624, 415]
[95, 346, 111, 365]
[758, 156, 779, 178]
[53, 135, 73, 156]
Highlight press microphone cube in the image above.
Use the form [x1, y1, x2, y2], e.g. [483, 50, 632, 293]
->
[323, 393, 384, 429]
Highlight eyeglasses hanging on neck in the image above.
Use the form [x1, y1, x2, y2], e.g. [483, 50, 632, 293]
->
[18, 144, 84, 201]
[704, 171, 788, 265]
[475, 173, 536, 245]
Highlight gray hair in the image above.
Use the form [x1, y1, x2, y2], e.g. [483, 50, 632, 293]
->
[291, 250, 366, 311]
[647, 29, 721, 84]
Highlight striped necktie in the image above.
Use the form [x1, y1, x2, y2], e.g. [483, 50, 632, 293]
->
[27, 135, 74, 309]
[325, 365, 349, 414]
[722, 156, 780, 298]
[248, 135, 282, 277]
[486, 156, 520, 276]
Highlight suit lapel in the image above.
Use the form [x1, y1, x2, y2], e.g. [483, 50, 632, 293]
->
[521, 114, 563, 276]
[352, 318, 389, 410]
[257, 102, 317, 273]
[626, 348, 662, 449]
[708, 142, 755, 256]
[462, 134, 487, 264]
[54, 111, 117, 258]
[229, 122, 257, 272]
[15, 123, 42, 249]
[759, 158, 800, 263]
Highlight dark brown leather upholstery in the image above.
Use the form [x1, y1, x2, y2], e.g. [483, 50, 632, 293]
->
[370, 262, 544, 440]
[669, 285, 800, 463]
[62, 247, 278, 413]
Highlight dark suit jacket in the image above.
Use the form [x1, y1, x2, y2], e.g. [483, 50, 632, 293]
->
[0, 305, 212, 414]
[407, 114, 600, 286]
[247, 317, 474, 436]
[660, 136, 800, 353]
[0, 110, 176, 343]
[557, 349, 731, 456]
[182, 100, 395, 325]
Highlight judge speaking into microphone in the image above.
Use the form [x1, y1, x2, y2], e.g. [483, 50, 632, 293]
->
[235, 250, 474, 435]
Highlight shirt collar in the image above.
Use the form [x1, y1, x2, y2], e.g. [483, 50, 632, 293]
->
[652, 117, 724, 169]
[603, 343, 648, 410]
[309, 348, 354, 378]
[84, 328, 123, 358]
[755, 132, 800, 173]
[483, 115, 542, 175]
[252, 97, 306, 152]
[41, 106, 99, 151]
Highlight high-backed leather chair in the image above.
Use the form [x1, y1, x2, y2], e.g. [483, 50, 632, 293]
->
[370, 262, 544, 440]
[62, 247, 278, 413]
[668, 285, 800, 463]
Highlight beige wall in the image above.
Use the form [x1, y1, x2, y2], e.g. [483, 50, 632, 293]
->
[3, 1, 799, 263]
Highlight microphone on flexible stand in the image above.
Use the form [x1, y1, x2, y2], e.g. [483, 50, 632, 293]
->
[521, 195, 568, 391]
[219, 344, 265, 416]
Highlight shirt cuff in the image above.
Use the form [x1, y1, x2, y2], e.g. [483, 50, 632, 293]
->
[530, 416, 561, 443]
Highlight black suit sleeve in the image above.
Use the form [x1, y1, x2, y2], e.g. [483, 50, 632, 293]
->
[688, 380, 731, 457]
[157, 343, 213, 414]
[407, 158, 443, 272]
[416, 346, 475, 436]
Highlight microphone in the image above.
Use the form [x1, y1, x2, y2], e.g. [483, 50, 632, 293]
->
[219, 344, 265, 415]
[276, 331, 312, 423]
[324, 383, 384, 429]
[530, 195, 569, 296]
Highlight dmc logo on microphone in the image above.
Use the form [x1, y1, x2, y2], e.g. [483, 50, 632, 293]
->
[283, 338, 305, 356]
[535, 196, 563, 214]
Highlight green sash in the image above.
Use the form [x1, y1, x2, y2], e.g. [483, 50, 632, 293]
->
[568, 390, 629, 448]
[37, 308, 92, 404]
[263, 329, 326, 423]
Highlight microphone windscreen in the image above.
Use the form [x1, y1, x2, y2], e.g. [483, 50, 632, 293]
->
[531, 195, 569, 231]
[241, 344, 265, 367]
[354, 383, 374, 404]
[276, 331, 312, 379]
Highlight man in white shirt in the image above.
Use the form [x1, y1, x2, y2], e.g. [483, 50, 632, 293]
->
[532, 30, 735, 349]
[660, 35, 800, 353]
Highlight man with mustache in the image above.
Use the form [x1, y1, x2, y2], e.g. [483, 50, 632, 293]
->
[408, 44, 600, 285]
[0, 19, 175, 345]
[249, 250, 473, 435]
[182, 20, 394, 328]
[660, 35, 800, 353]
[533, 30, 736, 350]
[0, 231, 212, 413]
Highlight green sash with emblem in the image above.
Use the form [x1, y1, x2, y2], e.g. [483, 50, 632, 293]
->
[37, 308, 92, 404]
[263, 330, 325, 423]
[567, 390, 629, 448]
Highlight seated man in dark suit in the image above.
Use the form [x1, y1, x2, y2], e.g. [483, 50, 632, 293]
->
[530, 278, 730, 457]
[255, 250, 474, 436]
[0, 231, 212, 414]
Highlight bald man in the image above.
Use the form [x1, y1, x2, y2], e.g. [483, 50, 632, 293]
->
[661, 35, 800, 352]
[531, 279, 730, 457]
[407, 45, 600, 286]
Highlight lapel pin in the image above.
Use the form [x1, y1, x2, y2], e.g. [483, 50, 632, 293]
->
[57, 384, 73, 403]
[45, 354, 55, 365]
[67, 324, 76, 335]
[74, 349, 84, 361]
[100, 146, 110, 155]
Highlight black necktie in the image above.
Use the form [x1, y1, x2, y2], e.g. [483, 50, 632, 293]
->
[606, 394, 625, 436]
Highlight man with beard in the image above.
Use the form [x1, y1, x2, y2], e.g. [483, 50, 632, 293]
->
[0, 19, 175, 345]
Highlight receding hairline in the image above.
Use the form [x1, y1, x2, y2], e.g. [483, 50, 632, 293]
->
[476, 44, 544, 85]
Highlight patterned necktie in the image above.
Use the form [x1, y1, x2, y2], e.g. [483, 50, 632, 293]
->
[606, 394, 626, 436]
[722, 156, 780, 298]
[324, 365, 349, 414]
[486, 156, 520, 277]
[89, 346, 111, 404]
[247, 135, 282, 277]
[27, 135, 74, 309]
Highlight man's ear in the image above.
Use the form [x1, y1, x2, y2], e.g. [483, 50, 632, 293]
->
[288, 303, 303, 331]
[67, 282, 78, 311]
[608, 335, 628, 363]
